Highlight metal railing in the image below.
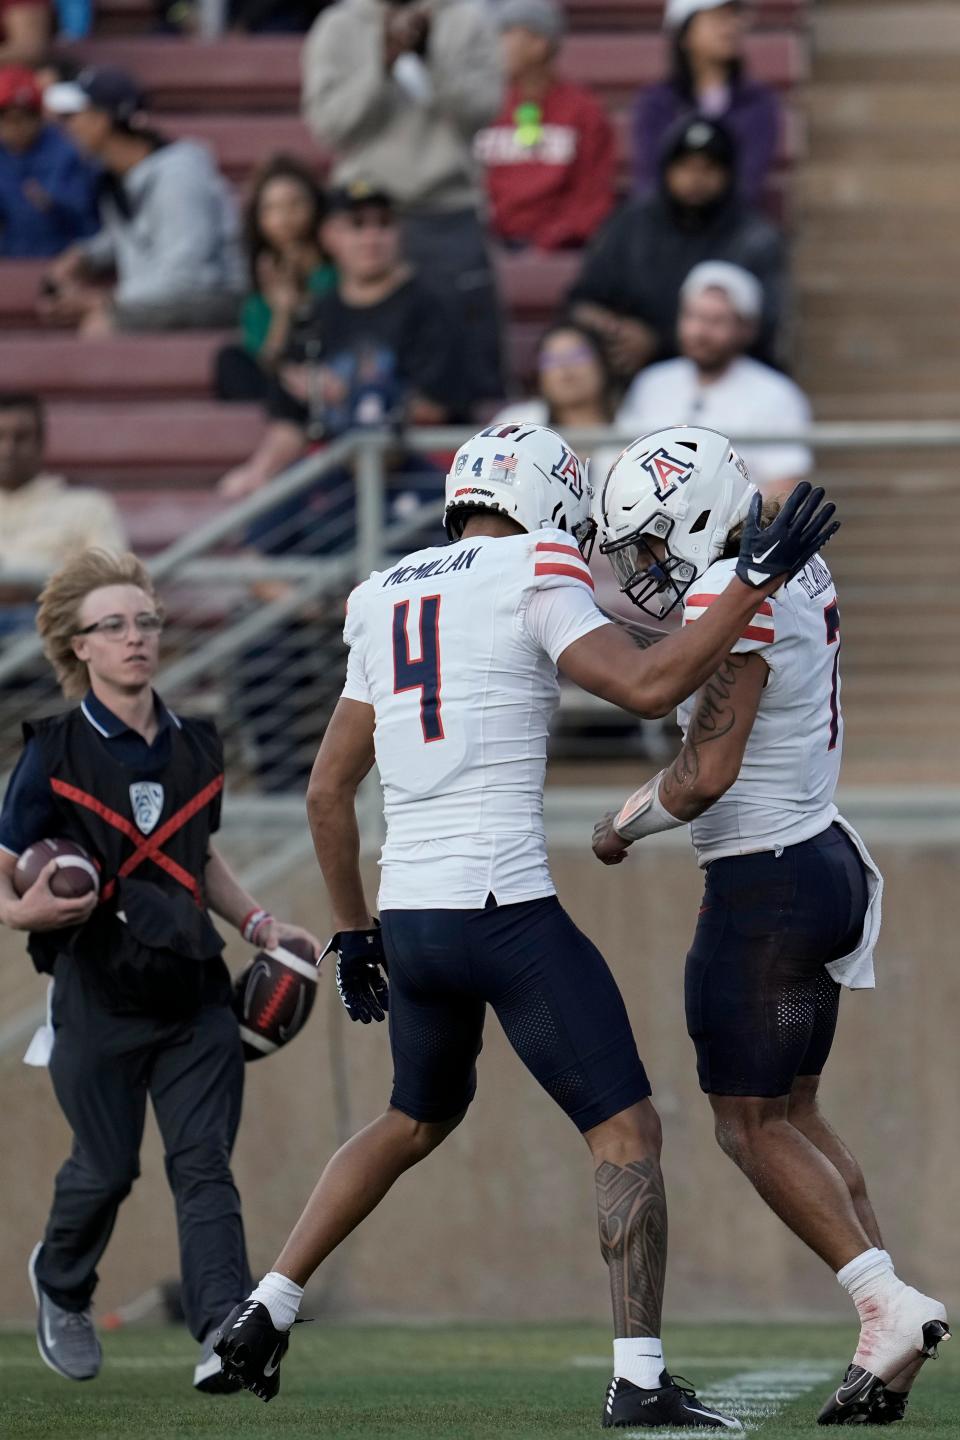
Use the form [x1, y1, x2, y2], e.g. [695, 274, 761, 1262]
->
[1, 419, 959, 790]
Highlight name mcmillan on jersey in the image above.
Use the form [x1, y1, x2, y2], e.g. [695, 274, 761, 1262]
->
[381, 548, 483, 588]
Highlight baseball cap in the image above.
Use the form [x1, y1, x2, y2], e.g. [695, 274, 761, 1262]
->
[0, 66, 42, 112]
[495, 0, 565, 42]
[662, 115, 736, 170]
[664, 0, 740, 31]
[326, 179, 395, 214]
[681, 261, 763, 321]
[45, 65, 145, 125]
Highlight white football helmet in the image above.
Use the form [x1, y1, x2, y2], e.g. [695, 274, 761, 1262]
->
[595, 426, 756, 617]
[444, 423, 594, 556]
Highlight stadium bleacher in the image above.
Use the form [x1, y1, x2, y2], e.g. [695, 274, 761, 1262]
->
[0, 6, 810, 538]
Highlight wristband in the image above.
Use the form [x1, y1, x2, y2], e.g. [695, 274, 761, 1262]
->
[241, 907, 272, 944]
[613, 769, 686, 842]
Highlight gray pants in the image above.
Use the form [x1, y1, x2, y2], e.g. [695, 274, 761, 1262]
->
[35, 958, 251, 1342]
[402, 207, 505, 407]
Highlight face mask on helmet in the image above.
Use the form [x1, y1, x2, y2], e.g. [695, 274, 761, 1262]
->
[599, 510, 699, 618]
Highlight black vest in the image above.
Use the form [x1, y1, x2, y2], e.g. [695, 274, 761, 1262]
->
[26, 708, 228, 1015]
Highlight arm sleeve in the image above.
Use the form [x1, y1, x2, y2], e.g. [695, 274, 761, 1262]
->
[427, 2, 503, 134]
[340, 587, 372, 703]
[738, 88, 782, 204]
[78, 224, 115, 273]
[567, 207, 629, 311]
[0, 740, 58, 857]
[301, 8, 392, 148]
[113, 162, 234, 306]
[743, 384, 813, 487]
[521, 583, 611, 665]
[535, 97, 616, 250]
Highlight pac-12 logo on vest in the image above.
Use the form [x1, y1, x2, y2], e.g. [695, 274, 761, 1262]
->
[641, 448, 695, 503]
[130, 782, 164, 835]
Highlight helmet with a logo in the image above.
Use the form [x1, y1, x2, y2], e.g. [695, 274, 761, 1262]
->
[595, 426, 755, 617]
[444, 423, 594, 556]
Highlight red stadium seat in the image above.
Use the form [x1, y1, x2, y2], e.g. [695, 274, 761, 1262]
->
[45, 402, 263, 484]
[116, 487, 230, 551]
[0, 261, 46, 326]
[71, 33, 806, 111]
[1, 332, 229, 398]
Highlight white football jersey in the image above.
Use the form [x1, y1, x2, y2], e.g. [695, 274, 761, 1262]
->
[678, 553, 844, 866]
[341, 529, 609, 908]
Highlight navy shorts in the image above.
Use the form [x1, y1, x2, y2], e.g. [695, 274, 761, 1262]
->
[380, 895, 651, 1132]
[685, 823, 869, 1098]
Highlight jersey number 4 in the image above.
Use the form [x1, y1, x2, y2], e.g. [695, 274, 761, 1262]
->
[392, 596, 444, 743]
[824, 600, 841, 751]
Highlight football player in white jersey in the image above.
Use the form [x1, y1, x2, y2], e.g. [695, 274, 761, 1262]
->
[215, 423, 839, 1429]
[591, 427, 950, 1427]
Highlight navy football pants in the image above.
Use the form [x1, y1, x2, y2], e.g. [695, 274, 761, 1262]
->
[381, 895, 650, 1133]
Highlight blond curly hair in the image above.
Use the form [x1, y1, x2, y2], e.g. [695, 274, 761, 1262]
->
[36, 549, 160, 700]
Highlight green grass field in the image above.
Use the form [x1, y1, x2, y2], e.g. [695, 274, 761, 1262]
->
[0, 1322, 957, 1439]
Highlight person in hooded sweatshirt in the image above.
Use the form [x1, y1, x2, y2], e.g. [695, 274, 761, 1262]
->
[39, 66, 244, 335]
[568, 115, 786, 381]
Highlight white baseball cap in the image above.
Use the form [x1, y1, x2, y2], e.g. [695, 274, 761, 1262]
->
[680, 261, 763, 321]
[664, 0, 741, 32]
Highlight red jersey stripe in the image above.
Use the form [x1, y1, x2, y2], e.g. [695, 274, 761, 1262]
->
[685, 593, 774, 617]
[534, 562, 596, 590]
[740, 624, 776, 642]
[535, 541, 584, 560]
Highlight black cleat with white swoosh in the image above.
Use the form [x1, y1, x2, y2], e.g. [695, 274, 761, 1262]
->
[817, 1363, 884, 1425]
[602, 1371, 743, 1429]
[213, 1300, 289, 1402]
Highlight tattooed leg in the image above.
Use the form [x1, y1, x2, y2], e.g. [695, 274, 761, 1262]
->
[586, 1101, 667, 1338]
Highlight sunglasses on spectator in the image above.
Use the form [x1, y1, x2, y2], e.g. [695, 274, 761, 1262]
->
[75, 614, 164, 640]
[539, 344, 600, 371]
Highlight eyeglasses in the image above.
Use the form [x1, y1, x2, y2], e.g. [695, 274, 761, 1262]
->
[75, 614, 164, 640]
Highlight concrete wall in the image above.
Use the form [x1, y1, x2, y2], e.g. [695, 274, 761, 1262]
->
[3, 841, 958, 1326]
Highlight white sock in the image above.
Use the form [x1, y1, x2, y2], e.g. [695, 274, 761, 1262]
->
[837, 1247, 901, 1318]
[249, 1271, 304, 1332]
[613, 1337, 664, 1390]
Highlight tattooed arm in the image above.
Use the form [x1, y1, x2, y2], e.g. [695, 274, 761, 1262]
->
[592, 651, 767, 863]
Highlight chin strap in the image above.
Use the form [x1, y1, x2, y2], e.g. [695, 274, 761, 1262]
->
[613, 769, 686, 843]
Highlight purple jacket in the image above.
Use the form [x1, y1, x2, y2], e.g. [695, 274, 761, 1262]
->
[632, 78, 782, 205]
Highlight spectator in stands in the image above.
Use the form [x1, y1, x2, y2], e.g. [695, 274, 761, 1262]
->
[215, 156, 336, 404]
[633, 0, 782, 206]
[569, 115, 786, 378]
[302, 0, 505, 403]
[0, 391, 126, 628]
[493, 320, 621, 478]
[0, 66, 99, 257]
[220, 181, 460, 501]
[0, 0, 49, 67]
[617, 260, 811, 496]
[475, 0, 615, 251]
[39, 66, 244, 335]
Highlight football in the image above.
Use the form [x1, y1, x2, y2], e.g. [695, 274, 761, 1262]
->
[232, 934, 318, 1061]
[13, 838, 100, 900]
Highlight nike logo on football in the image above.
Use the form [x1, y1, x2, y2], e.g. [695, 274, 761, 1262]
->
[262, 1345, 284, 1378]
[751, 542, 779, 564]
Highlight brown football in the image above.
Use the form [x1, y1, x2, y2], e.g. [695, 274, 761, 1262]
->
[13, 838, 100, 899]
[232, 934, 318, 1061]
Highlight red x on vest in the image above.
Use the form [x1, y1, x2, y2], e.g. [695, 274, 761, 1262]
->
[50, 775, 224, 904]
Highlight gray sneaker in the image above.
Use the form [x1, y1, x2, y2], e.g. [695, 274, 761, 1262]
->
[194, 1328, 243, 1395]
[28, 1243, 102, 1382]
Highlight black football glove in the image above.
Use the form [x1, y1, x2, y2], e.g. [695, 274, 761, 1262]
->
[324, 922, 389, 1024]
[736, 481, 840, 588]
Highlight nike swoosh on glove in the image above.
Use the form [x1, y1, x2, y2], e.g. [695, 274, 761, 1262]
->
[326, 922, 389, 1023]
[736, 480, 840, 588]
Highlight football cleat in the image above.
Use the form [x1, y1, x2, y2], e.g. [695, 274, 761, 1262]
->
[818, 1317, 950, 1426]
[602, 1372, 743, 1429]
[213, 1300, 290, 1402]
[865, 1385, 910, 1425]
[194, 1328, 243, 1395]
